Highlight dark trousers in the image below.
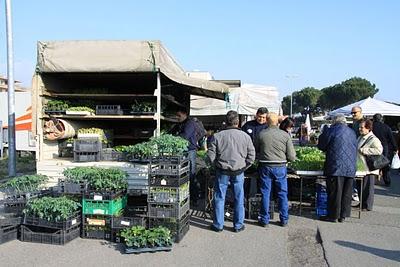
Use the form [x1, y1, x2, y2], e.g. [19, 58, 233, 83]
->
[382, 151, 395, 185]
[358, 174, 376, 210]
[326, 176, 353, 219]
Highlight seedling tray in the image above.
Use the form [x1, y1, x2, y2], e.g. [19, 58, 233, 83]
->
[148, 198, 190, 219]
[148, 182, 190, 204]
[124, 245, 172, 254]
[150, 160, 190, 176]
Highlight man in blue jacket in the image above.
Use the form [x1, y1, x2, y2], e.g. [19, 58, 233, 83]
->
[317, 113, 357, 222]
[241, 107, 269, 144]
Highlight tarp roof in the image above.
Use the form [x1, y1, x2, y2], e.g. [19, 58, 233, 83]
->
[36, 40, 229, 99]
[190, 84, 281, 116]
[329, 97, 400, 116]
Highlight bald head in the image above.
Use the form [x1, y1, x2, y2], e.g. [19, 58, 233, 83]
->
[268, 112, 279, 126]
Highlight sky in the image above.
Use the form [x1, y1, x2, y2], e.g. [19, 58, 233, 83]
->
[1, 0, 399, 103]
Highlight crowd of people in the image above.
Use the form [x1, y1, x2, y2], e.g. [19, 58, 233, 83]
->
[172, 105, 398, 232]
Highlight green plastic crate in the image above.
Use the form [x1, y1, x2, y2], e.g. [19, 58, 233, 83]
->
[82, 195, 127, 215]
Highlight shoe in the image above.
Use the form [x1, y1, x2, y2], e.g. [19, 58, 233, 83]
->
[279, 221, 288, 227]
[234, 225, 245, 233]
[209, 224, 223, 232]
[338, 217, 345, 223]
[320, 217, 337, 223]
[258, 221, 269, 228]
[352, 193, 359, 202]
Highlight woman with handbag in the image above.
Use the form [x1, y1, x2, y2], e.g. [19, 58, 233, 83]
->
[357, 119, 383, 211]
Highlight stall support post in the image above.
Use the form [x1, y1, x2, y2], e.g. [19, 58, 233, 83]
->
[155, 70, 161, 137]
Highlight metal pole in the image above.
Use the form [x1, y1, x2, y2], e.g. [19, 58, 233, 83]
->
[156, 71, 161, 137]
[290, 92, 293, 118]
[0, 120, 3, 159]
[5, 0, 16, 176]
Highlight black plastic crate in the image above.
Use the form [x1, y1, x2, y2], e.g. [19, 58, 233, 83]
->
[124, 205, 148, 217]
[54, 180, 88, 195]
[150, 159, 190, 176]
[3, 200, 27, 215]
[73, 151, 101, 162]
[148, 211, 190, 243]
[81, 226, 112, 240]
[148, 182, 190, 204]
[149, 174, 189, 188]
[101, 148, 125, 161]
[74, 139, 102, 153]
[58, 140, 74, 157]
[0, 225, 19, 244]
[111, 216, 146, 229]
[20, 224, 80, 245]
[84, 190, 126, 201]
[96, 105, 123, 115]
[150, 153, 188, 164]
[247, 195, 275, 220]
[23, 213, 81, 230]
[0, 214, 22, 227]
[148, 198, 190, 219]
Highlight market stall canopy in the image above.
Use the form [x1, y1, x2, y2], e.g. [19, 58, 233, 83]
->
[190, 84, 281, 116]
[36, 40, 229, 99]
[329, 97, 400, 116]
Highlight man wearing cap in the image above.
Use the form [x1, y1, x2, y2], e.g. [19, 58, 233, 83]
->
[318, 113, 357, 223]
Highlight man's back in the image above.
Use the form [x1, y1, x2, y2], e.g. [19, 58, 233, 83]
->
[372, 121, 397, 154]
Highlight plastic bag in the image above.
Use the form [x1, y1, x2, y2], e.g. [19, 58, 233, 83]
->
[391, 153, 400, 169]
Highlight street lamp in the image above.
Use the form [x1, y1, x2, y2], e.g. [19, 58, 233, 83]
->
[285, 74, 299, 117]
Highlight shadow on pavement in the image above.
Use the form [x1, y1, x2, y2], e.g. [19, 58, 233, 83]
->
[335, 240, 400, 262]
[100, 241, 125, 255]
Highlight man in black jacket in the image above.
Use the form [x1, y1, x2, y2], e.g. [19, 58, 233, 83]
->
[372, 113, 398, 185]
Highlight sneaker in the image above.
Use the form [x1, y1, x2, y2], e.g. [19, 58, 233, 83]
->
[234, 225, 245, 233]
[209, 225, 223, 232]
[279, 221, 288, 227]
[258, 221, 269, 228]
[352, 193, 359, 202]
[338, 217, 345, 223]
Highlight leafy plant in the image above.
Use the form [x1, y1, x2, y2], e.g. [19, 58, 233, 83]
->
[77, 128, 107, 144]
[67, 106, 95, 114]
[120, 226, 172, 248]
[0, 174, 49, 194]
[131, 100, 156, 113]
[23, 196, 80, 222]
[62, 167, 128, 192]
[289, 147, 325, 171]
[44, 100, 70, 111]
[150, 134, 188, 156]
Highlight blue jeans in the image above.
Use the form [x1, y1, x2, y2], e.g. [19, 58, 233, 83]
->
[259, 165, 289, 224]
[212, 170, 245, 230]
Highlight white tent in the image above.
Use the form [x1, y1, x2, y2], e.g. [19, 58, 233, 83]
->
[190, 84, 281, 116]
[329, 97, 400, 116]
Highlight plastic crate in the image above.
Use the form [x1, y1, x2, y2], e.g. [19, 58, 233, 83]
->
[150, 159, 190, 176]
[149, 174, 189, 188]
[58, 140, 74, 157]
[23, 213, 81, 230]
[0, 214, 22, 227]
[74, 139, 102, 153]
[316, 184, 328, 217]
[148, 198, 190, 219]
[148, 211, 190, 243]
[73, 151, 101, 162]
[3, 199, 27, 215]
[111, 216, 146, 229]
[20, 224, 80, 245]
[125, 205, 148, 217]
[247, 195, 275, 220]
[148, 182, 190, 204]
[96, 105, 123, 115]
[54, 180, 88, 195]
[101, 148, 125, 161]
[124, 245, 172, 254]
[150, 153, 188, 164]
[82, 195, 127, 215]
[0, 225, 18, 244]
[84, 190, 126, 201]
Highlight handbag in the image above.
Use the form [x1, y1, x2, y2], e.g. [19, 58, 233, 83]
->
[365, 154, 390, 171]
[360, 135, 390, 171]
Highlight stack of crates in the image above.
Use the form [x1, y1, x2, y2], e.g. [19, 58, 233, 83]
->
[148, 154, 190, 242]
[81, 190, 127, 240]
[247, 194, 275, 220]
[315, 183, 328, 218]
[73, 138, 102, 162]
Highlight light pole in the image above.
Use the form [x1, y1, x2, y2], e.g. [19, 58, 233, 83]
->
[285, 74, 299, 117]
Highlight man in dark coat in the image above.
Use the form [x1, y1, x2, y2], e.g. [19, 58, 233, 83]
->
[372, 113, 398, 185]
[318, 113, 358, 222]
[241, 107, 269, 144]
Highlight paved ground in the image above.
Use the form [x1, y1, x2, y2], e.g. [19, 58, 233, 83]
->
[1, 170, 399, 267]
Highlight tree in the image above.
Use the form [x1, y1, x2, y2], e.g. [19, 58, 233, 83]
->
[319, 77, 378, 110]
[281, 87, 321, 115]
